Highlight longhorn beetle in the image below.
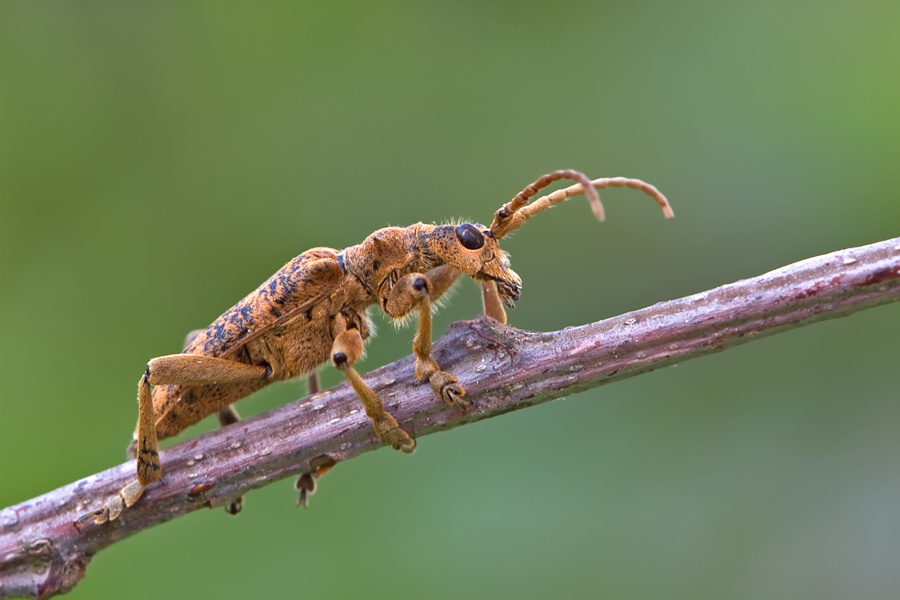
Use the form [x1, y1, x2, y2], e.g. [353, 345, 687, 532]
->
[77, 169, 673, 527]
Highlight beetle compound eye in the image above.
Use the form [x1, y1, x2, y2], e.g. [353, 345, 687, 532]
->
[455, 223, 485, 250]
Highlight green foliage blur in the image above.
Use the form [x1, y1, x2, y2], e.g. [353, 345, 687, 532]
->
[2, 2, 899, 598]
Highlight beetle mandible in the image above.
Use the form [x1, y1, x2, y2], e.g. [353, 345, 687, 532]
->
[78, 169, 673, 526]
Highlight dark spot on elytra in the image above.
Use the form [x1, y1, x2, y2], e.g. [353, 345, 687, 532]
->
[280, 275, 299, 298]
[203, 322, 228, 353]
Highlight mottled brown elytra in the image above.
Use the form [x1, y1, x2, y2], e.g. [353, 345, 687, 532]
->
[77, 169, 673, 527]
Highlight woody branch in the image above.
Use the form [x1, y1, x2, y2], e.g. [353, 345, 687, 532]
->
[2, 236, 900, 599]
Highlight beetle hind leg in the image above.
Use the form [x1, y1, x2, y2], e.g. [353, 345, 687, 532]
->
[76, 479, 145, 530]
[76, 355, 269, 528]
[78, 371, 159, 527]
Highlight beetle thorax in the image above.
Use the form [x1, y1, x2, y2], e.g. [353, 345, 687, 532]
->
[340, 224, 441, 300]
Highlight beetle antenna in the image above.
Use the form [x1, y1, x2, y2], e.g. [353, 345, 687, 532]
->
[489, 171, 673, 239]
[490, 170, 599, 239]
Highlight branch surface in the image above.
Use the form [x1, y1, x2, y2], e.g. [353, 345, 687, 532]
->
[2, 236, 900, 598]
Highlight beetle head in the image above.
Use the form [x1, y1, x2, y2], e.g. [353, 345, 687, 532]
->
[429, 223, 521, 307]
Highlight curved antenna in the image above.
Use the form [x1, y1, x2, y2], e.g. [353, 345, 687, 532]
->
[490, 170, 601, 239]
[490, 172, 673, 239]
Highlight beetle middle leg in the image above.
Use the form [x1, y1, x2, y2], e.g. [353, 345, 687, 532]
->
[306, 372, 320, 395]
[331, 321, 416, 452]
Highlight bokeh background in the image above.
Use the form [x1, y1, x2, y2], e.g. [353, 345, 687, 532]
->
[2, 2, 899, 599]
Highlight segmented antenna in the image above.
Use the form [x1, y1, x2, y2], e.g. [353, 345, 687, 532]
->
[490, 171, 673, 239]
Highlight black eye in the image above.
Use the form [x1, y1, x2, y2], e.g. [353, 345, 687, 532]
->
[455, 223, 485, 250]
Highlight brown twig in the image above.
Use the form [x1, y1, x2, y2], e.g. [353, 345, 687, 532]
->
[2, 236, 900, 598]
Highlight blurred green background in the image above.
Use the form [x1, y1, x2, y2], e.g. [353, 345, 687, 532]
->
[2, 2, 899, 598]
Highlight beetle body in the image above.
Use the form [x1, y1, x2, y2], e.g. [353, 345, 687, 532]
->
[78, 169, 672, 528]
[150, 223, 517, 441]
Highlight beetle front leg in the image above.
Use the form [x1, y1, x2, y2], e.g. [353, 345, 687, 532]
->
[386, 273, 467, 407]
[331, 325, 416, 453]
[481, 280, 507, 324]
[423, 264, 462, 303]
